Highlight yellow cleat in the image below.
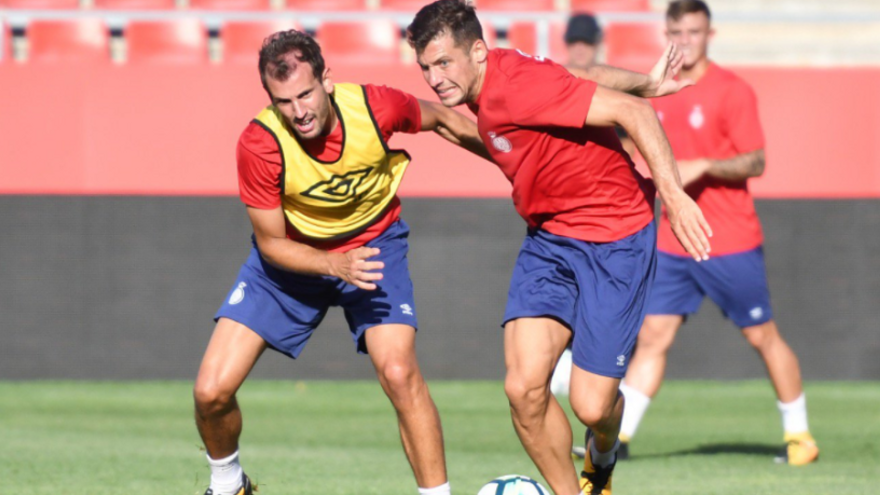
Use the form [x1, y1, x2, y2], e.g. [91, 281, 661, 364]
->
[579, 432, 615, 495]
[776, 431, 819, 466]
[204, 472, 255, 495]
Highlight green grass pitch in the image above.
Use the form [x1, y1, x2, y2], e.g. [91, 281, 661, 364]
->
[2, 380, 878, 494]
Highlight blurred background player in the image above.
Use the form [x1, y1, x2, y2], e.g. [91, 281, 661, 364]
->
[193, 30, 489, 495]
[564, 13, 602, 71]
[616, 0, 819, 465]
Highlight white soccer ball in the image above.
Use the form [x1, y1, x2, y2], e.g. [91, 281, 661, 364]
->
[477, 475, 550, 495]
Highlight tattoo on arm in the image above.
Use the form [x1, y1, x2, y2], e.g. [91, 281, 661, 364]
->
[706, 150, 766, 181]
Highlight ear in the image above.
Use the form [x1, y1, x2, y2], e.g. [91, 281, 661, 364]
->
[322, 67, 334, 94]
[470, 38, 488, 64]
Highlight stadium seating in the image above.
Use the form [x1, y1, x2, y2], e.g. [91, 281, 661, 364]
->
[377, 0, 429, 10]
[189, 0, 271, 9]
[26, 19, 110, 64]
[604, 22, 665, 72]
[286, 0, 366, 10]
[222, 20, 300, 64]
[0, 0, 80, 8]
[569, 0, 650, 12]
[475, 0, 555, 11]
[506, 21, 567, 62]
[125, 19, 208, 64]
[92, 0, 177, 9]
[316, 20, 401, 64]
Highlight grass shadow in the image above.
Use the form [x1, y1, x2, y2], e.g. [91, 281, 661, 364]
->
[628, 443, 781, 461]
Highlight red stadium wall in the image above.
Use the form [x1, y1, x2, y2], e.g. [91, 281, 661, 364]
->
[1, 64, 878, 198]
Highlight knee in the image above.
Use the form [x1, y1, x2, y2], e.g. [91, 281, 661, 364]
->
[504, 372, 549, 415]
[193, 381, 235, 417]
[742, 322, 779, 350]
[378, 360, 420, 399]
[571, 394, 618, 429]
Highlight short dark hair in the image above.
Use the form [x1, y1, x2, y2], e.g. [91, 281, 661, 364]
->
[258, 30, 325, 92]
[667, 0, 711, 21]
[406, 0, 484, 53]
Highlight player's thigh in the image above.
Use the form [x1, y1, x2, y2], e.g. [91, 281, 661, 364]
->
[340, 220, 419, 355]
[695, 247, 774, 328]
[570, 222, 657, 378]
[637, 314, 684, 353]
[504, 317, 572, 391]
[195, 318, 268, 398]
[363, 323, 418, 372]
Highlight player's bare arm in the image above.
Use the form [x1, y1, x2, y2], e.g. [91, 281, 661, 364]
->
[568, 43, 694, 98]
[247, 206, 384, 290]
[585, 85, 713, 261]
[677, 150, 765, 186]
[418, 99, 493, 162]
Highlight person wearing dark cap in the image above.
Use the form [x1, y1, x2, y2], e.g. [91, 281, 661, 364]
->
[565, 13, 603, 70]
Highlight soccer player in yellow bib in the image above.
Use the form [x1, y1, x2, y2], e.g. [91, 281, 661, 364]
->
[193, 30, 489, 495]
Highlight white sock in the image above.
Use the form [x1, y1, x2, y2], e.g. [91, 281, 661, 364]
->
[418, 481, 451, 495]
[777, 393, 809, 434]
[619, 382, 651, 440]
[590, 438, 620, 468]
[550, 349, 573, 397]
[207, 451, 243, 495]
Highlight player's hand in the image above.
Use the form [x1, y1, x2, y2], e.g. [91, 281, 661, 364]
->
[329, 247, 384, 290]
[664, 191, 713, 262]
[646, 43, 695, 97]
[677, 158, 712, 187]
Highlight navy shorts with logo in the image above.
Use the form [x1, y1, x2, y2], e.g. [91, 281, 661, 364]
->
[503, 222, 657, 378]
[214, 219, 418, 359]
[646, 246, 773, 328]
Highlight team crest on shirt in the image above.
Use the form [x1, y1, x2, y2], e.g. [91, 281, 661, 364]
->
[689, 105, 705, 129]
[229, 282, 247, 305]
[488, 131, 512, 153]
[301, 168, 372, 203]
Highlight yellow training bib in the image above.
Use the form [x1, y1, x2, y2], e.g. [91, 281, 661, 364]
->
[253, 83, 411, 240]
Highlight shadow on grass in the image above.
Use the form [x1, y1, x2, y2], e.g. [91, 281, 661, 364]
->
[628, 443, 781, 460]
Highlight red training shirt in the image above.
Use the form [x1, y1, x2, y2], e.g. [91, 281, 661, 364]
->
[652, 62, 765, 256]
[236, 84, 422, 252]
[467, 49, 655, 243]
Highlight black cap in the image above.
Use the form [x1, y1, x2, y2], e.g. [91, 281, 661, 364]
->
[564, 13, 602, 45]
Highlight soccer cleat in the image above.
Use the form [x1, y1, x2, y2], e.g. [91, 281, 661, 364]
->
[775, 432, 819, 466]
[204, 472, 254, 495]
[571, 445, 586, 460]
[579, 431, 616, 495]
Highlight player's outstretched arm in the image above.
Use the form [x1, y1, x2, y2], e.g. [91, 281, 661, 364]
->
[585, 85, 713, 261]
[677, 149, 765, 186]
[247, 206, 384, 290]
[568, 43, 694, 98]
[418, 99, 493, 162]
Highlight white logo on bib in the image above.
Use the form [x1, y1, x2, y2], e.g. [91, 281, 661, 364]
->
[229, 282, 247, 305]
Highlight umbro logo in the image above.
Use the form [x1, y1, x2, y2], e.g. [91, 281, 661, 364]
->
[400, 304, 414, 316]
[301, 168, 372, 203]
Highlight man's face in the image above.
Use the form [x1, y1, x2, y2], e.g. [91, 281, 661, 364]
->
[566, 41, 598, 70]
[264, 59, 335, 140]
[416, 32, 486, 107]
[666, 12, 713, 69]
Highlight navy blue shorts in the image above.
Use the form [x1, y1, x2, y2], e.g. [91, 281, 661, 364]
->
[646, 246, 773, 328]
[504, 222, 657, 378]
[214, 219, 418, 359]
